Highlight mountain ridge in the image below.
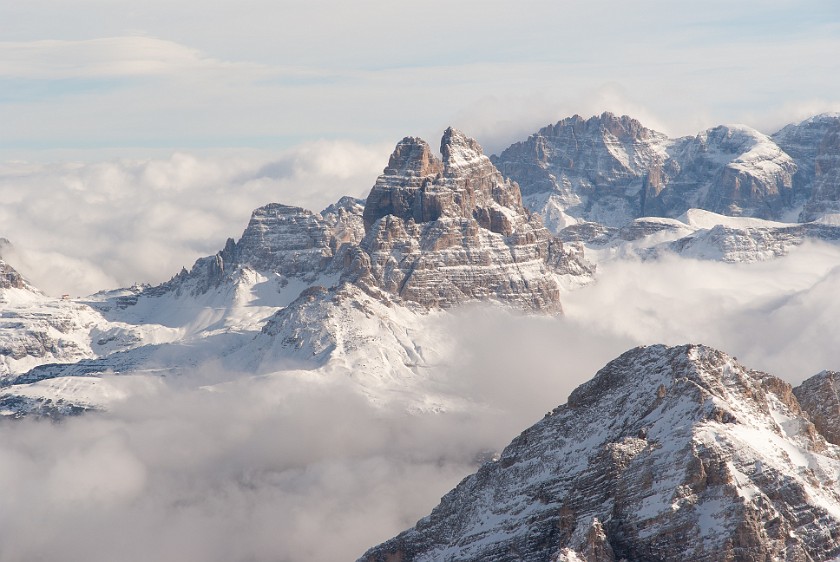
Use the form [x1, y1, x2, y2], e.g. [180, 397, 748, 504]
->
[493, 112, 840, 229]
[360, 344, 840, 562]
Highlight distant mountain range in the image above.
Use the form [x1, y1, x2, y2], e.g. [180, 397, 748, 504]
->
[493, 112, 840, 229]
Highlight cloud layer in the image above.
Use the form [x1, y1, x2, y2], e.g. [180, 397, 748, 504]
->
[4, 243, 840, 561]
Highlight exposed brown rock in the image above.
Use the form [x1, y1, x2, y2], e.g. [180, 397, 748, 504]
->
[794, 370, 840, 446]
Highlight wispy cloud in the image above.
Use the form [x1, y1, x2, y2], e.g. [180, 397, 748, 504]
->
[0, 37, 247, 79]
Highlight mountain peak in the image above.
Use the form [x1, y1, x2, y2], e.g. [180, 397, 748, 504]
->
[383, 136, 442, 178]
[440, 126, 485, 174]
[353, 128, 592, 310]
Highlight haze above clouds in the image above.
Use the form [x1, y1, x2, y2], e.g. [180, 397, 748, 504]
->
[0, 144, 389, 295]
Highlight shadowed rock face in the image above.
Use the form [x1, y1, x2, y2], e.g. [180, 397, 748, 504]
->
[360, 344, 840, 562]
[794, 370, 840, 447]
[353, 128, 592, 311]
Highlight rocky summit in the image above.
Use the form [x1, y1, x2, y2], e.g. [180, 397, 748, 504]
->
[350, 127, 591, 311]
[360, 344, 840, 562]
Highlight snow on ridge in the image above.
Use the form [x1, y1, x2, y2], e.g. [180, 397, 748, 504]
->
[677, 208, 793, 230]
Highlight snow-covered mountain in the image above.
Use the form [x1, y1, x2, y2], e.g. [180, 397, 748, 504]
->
[0, 253, 145, 380]
[494, 112, 840, 228]
[360, 344, 840, 562]
[0, 128, 593, 417]
[491, 113, 670, 229]
[5, 115, 840, 419]
[3, 114, 840, 560]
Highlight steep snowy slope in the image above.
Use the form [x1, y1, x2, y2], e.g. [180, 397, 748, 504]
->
[361, 344, 840, 562]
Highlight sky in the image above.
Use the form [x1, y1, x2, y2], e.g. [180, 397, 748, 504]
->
[2, 0, 840, 295]
[2, 0, 840, 158]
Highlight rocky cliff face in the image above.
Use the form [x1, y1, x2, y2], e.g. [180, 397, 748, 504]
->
[351, 128, 591, 311]
[651, 125, 797, 219]
[360, 344, 840, 562]
[495, 113, 840, 229]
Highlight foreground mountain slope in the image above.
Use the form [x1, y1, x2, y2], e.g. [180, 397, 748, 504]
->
[360, 344, 840, 562]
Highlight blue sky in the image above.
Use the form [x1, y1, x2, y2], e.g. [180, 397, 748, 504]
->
[2, 0, 839, 158]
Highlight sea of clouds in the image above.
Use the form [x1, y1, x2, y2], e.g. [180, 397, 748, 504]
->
[3, 239, 840, 560]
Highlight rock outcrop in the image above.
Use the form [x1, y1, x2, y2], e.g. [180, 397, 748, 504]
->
[360, 344, 840, 562]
